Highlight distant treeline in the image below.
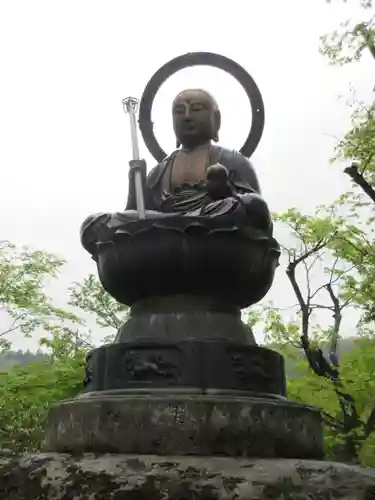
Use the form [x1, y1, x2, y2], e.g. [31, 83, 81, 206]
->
[0, 350, 49, 371]
[0, 337, 360, 374]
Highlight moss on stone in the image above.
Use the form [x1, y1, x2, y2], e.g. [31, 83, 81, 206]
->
[0, 453, 374, 499]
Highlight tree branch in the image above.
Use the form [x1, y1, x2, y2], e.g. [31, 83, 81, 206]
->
[321, 410, 345, 432]
[344, 163, 375, 203]
[325, 283, 342, 367]
[0, 313, 28, 337]
[361, 24, 375, 61]
[98, 294, 123, 330]
[286, 239, 327, 346]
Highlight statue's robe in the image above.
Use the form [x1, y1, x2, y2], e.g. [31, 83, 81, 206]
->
[126, 144, 262, 217]
[81, 144, 278, 256]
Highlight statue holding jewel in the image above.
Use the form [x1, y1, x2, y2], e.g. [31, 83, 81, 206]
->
[44, 53, 324, 460]
[80, 53, 280, 309]
[124, 88, 272, 233]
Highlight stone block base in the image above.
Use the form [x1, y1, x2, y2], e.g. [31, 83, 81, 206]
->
[0, 453, 374, 499]
[44, 394, 323, 459]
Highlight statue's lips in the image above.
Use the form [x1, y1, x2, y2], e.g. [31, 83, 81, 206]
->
[181, 124, 198, 134]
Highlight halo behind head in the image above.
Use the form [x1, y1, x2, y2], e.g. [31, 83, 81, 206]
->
[139, 52, 265, 162]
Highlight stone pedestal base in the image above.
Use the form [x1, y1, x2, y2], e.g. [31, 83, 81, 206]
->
[82, 340, 286, 397]
[44, 394, 323, 459]
[1, 453, 374, 499]
[115, 296, 256, 344]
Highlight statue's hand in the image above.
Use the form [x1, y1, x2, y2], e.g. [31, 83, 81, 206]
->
[127, 159, 147, 208]
[206, 164, 234, 200]
[128, 159, 147, 179]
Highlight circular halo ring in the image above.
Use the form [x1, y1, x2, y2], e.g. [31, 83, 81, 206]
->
[138, 52, 265, 163]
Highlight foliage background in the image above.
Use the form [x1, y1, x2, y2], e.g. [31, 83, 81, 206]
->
[0, 0, 375, 464]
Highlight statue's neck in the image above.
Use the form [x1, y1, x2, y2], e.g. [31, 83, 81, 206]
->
[180, 140, 211, 153]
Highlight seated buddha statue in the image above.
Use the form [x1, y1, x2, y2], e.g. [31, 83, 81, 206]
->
[81, 88, 278, 260]
[122, 88, 273, 234]
[80, 88, 279, 307]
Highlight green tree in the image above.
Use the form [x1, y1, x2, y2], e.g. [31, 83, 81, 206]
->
[0, 334, 86, 456]
[69, 273, 128, 343]
[320, 0, 375, 329]
[254, 206, 375, 464]
[0, 241, 97, 455]
[321, 0, 374, 65]
[0, 240, 80, 350]
[0, 241, 132, 456]
[333, 102, 375, 206]
[321, 1, 375, 202]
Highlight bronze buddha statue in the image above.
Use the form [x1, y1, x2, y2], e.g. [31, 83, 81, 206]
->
[62, 59, 322, 464]
[80, 88, 279, 308]
[122, 88, 272, 234]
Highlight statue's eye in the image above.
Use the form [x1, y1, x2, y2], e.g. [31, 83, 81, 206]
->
[173, 105, 185, 114]
[190, 103, 205, 112]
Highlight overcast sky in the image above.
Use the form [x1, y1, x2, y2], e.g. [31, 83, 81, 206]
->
[0, 0, 373, 348]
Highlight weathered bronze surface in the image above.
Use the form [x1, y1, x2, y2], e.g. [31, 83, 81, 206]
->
[82, 341, 286, 397]
[81, 86, 279, 307]
[45, 53, 324, 460]
[139, 52, 265, 161]
[81, 215, 278, 307]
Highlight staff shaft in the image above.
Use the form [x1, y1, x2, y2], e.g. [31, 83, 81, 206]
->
[123, 97, 146, 219]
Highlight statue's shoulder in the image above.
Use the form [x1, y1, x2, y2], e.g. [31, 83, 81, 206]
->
[210, 145, 254, 169]
[146, 151, 177, 188]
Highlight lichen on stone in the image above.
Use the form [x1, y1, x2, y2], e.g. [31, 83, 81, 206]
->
[0, 454, 374, 499]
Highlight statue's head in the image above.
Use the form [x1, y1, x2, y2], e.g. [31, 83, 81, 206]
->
[172, 89, 221, 149]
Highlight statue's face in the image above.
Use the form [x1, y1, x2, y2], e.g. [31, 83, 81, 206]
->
[172, 89, 219, 148]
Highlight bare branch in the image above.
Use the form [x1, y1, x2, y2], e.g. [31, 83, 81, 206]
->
[325, 283, 342, 367]
[310, 282, 331, 301]
[286, 239, 328, 345]
[310, 261, 355, 302]
[321, 410, 345, 432]
[310, 304, 335, 311]
[344, 163, 375, 203]
[286, 263, 310, 345]
[0, 313, 28, 337]
[329, 257, 340, 283]
[307, 252, 323, 274]
[98, 294, 123, 330]
[303, 259, 312, 304]
[360, 24, 375, 61]
[363, 404, 375, 438]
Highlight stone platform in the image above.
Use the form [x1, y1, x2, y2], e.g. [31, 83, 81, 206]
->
[44, 298, 324, 460]
[44, 394, 323, 459]
[1, 453, 374, 499]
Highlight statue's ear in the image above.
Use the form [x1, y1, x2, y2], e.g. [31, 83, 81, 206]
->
[176, 139, 181, 148]
[212, 109, 221, 143]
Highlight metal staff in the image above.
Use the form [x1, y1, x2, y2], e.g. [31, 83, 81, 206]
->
[122, 96, 146, 219]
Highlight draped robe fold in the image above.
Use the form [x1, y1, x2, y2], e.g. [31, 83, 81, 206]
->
[126, 144, 262, 219]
